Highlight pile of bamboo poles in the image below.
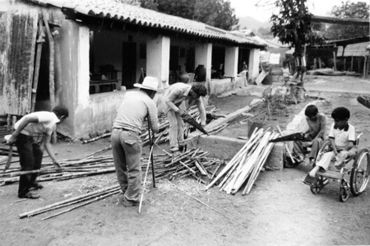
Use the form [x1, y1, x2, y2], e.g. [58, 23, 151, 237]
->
[145, 148, 224, 184]
[1, 147, 223, 186]
[19, 185, 120, 220]
[0, 156, 115, 185]
[206, 128, 278, 195]
[17, 148, 223, 220]
[81, 105, 218, 145]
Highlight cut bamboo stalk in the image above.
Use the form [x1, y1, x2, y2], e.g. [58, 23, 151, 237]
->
[206, 128, 263, 190]
[42, 190, 119, 220]
[19, 185, 119, 218]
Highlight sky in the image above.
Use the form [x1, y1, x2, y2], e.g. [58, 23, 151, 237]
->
[229, 0, 361, 22]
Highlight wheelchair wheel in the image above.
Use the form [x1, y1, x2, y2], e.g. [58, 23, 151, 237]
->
[310, 183, 322, 194]
[350, 149, 370, 196]
[339, 181, 350, 202]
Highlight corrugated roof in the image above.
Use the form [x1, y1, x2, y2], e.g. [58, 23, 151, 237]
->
[337, 42, 370, 57]
[26, 0, 266, 47]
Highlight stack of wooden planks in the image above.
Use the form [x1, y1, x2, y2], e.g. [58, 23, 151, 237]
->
[206, 128, 278, 195]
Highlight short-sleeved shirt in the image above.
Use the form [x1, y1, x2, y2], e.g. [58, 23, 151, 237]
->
[113, 90, 159, 134]
[328, 123, 356, 149]
[306, 113, 326, 140]
[14, 111, 60, 143]
[164, 82, 192, 110]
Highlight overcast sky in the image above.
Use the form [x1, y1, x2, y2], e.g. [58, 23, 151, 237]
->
[229, 0, 361, 22]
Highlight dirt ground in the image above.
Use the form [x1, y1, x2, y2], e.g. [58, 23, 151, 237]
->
[1, 75, 370, 246]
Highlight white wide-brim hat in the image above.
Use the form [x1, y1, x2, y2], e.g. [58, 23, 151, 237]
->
[134, 76, 159, 91]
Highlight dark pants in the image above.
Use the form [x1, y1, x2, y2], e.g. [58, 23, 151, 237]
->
[15, 134, 43, 196]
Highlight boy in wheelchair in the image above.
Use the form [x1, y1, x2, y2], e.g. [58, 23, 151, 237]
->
[305, 107, 356, 183]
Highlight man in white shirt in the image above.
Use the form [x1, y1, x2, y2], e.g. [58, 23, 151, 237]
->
[112, 76, 159, 207]
[164, 82, 207, 152]
[7, 106, 69, 199]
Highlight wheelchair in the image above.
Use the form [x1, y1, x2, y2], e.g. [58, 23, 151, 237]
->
[309, 134, 370, 202]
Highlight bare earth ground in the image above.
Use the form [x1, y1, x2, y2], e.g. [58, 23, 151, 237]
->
[1, 75, 370, 246]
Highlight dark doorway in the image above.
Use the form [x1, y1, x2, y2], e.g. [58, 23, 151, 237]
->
[122, 42, 137, 89]
[35, 41, 50, 111]
[186, 47, 195, 73]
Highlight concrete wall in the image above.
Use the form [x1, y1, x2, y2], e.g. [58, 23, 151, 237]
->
[249, 48, 261, 80]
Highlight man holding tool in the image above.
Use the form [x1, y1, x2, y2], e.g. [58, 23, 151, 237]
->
[111, 76, 159, 207]
[164, 82, 207, 153]
[6, 106, 69, 199]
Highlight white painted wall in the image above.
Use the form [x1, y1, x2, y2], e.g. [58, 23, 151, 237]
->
[146, 35, 170, 89]
[224, 46, 239, 77]
[249, 48, 261, 79]
[195, 43, 212, 81]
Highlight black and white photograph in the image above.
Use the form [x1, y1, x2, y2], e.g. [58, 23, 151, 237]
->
[0, 0, 369, 245]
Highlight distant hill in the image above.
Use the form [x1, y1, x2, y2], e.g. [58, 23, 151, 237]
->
[237, 16, 270, 33]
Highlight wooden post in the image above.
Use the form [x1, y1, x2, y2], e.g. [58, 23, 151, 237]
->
[343, 57, 347, 71]
[43, 13, 57, 143]
[31, 19, 45, 112]
[350, 56, 354, 71]
[333, 50, 337, 71]
[363, 56, 368, 78]
[318, 57, 322, 69]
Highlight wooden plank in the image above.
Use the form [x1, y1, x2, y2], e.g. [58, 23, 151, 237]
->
[0, 10, 38, 115]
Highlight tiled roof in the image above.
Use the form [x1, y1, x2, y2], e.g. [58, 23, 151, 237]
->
[337, 41, 370, 57]
[26, 0, 266, 47]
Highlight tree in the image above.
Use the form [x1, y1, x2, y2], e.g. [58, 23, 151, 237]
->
[138, 0, 238, 30]
[270, 0, 321, 84]
[325, 1, 369, 40]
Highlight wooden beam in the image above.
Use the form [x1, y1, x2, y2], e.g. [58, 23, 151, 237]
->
[311, 15, 370, 26]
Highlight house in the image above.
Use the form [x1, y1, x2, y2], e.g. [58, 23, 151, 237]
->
[0, 0, 266, 138]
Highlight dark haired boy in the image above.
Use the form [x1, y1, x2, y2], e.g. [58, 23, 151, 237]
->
[307, 107, 356, 178]
[6, 106, 69, 199]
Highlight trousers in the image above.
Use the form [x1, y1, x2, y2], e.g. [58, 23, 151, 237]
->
[111, 129, 142, 202]
[15, 134, 43, 196]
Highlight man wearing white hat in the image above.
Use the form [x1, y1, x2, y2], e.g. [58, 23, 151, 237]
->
[111, 76, 159, 207]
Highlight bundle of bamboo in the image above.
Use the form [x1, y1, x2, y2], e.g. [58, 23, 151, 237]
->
[81, 105, 218, 145]
[206, 128, 278, 195]
[1, 148, 223, 186]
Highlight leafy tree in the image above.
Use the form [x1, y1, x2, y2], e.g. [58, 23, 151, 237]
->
[270, 0, 321, 84]
[138, 0, 238, 30]
[325, 1, 369, 40]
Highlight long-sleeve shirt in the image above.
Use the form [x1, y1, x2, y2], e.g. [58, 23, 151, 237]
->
[113, 90, 159, 134]
[164, 82, 206, 125]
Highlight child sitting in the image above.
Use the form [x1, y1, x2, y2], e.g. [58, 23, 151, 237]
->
[304, 107, 356, 182]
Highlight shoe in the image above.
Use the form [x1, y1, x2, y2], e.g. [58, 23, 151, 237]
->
[122, 197, 139, 207]
[18, 191, 40, 199]
[30, 182, 43, 190]
[303, 174, 316, 186]
[170, 146, 179, 153]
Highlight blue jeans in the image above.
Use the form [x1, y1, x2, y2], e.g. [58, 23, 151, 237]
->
[111, 129, 142, 202]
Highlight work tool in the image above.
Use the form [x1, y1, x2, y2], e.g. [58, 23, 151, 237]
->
[3, 135, 13, 172]
[138, 118, 156, 214]
[269, 132, 308, 143]
[181, 113, 209, 135]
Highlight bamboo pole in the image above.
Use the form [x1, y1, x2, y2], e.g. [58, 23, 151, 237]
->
[138, 145, 154, 214]
[31, 19, 45, 112]
[19, 185, 119, 219]
[42, 13, 56, 143]
[42, 190, 119, 220]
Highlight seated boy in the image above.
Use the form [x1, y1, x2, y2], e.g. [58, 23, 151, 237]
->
[305, 107, 356, 181]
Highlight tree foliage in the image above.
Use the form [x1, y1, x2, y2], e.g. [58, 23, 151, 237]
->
[138, 0, 238, 30]
[270, 0, 318, 57]
[325, 1, 369, 40]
